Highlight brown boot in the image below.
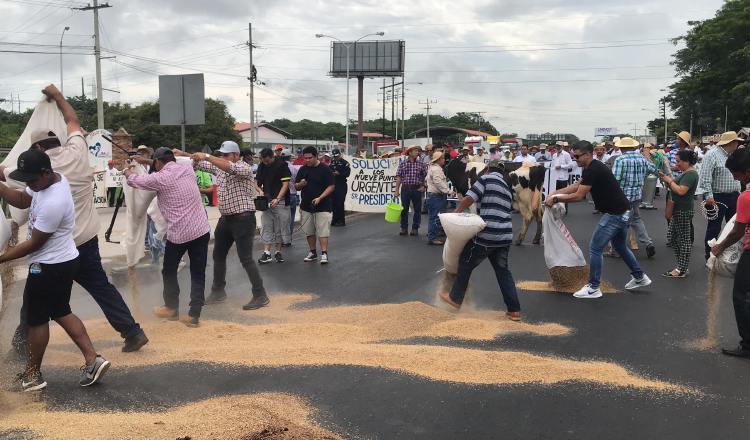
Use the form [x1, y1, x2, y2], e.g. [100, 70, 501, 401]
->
[153, 306, 178, 320]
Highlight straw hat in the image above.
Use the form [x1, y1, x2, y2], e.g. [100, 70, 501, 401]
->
[431, 151, 444, 163]
[555, 141, 564, 146]
[562, 141, 569, 147]
[674, 131, 691, 145]
[406, 145, 420, 153]
[717, 131, 743, 146]
[615, 137, 640, 148]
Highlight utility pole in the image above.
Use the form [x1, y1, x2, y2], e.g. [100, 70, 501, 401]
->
[75, 1, 111, 129]
[663, 99, 668, 146]
[419, 98, 438, 139]
[401, 77, 405, 141]
[474, 112, 487, 130]
[382, 79, 386, 137]
[689, 112, 693, 137]
[81, 77, 85, 97]
[248, 23, 255, 150]
[380, 80, 404, 139]
[9, 93, 12, 114]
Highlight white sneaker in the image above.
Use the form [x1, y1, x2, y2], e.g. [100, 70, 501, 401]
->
[573, 284, 603, 299]
[624, 274, 652, 290]
[320, 253, 328, 264]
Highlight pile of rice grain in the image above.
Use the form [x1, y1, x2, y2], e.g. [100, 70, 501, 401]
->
[548, 266, 590, 293]
[0, 393, 341, 440]
[36, 295, 683, 392]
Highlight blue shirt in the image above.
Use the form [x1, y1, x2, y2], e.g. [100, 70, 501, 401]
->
[467, 172, 513, 247]
[612, 151, 657, 202]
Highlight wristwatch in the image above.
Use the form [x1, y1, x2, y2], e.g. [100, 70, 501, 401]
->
[552, 196, 559, 204]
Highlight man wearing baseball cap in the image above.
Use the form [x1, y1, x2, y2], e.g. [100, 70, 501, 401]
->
[4, 84, 148, 357]
[329, 149, 351, 227]
[0, 149, 110, 391]
[182, 140, 269, 310]
[126, 147, 211, 327]
[274, 144, 284, 157]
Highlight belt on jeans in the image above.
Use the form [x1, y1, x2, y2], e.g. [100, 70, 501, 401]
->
[402, 184, 422, 189]
[427, 192, 447, 197]
[223, 211, 254, 218]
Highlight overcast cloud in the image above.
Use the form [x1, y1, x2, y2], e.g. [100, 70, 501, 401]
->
[0, 0, 725, 140]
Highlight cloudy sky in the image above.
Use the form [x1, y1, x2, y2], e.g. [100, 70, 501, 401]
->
[0, 0, 725, 140]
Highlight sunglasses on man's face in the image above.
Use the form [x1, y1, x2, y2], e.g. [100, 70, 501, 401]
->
[572, 152, 588, 160]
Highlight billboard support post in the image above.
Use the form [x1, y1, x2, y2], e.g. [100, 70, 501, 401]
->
[358, 76, 364, 153]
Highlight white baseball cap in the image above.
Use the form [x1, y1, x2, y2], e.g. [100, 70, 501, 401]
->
[217, 140, 240, 154]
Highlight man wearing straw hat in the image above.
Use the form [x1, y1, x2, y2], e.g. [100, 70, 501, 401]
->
[698, 131, 742, 260]
[425, 151, 451, 245]
[611, 137, 657, 259]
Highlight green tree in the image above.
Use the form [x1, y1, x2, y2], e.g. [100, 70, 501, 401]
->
[658, 0, 750, 137]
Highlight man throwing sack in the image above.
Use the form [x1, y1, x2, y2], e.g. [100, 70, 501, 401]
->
[547, 141, 652, 298]
[1, 149, 109, 391]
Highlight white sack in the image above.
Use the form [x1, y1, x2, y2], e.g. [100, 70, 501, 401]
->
[121, 163, 155, 266]
[1, 100, 68, 226]
[542, 203, 586, 268]
[0, 218, 11, 252]
[707, 214, 745, 277]
[439, 213, 486, 274]
[146, 197, 167, 241]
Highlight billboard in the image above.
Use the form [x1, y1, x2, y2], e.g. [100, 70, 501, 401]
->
[329, 40, 405, 78]
[159, 73, 206, 126]
[595, 127, 618, 136]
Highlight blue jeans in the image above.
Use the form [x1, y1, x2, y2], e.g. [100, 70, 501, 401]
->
[426, 194, 447, 241]
[289, 194, 299, 239]
[449, 242, 521, 312]
[400, 186, 423, 230]
[147, 216, 165, 264]
[589, 213, 644, 289]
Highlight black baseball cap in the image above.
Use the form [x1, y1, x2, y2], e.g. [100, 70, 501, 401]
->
[153, 147, 175, 162]
[9, 149, 52, 182]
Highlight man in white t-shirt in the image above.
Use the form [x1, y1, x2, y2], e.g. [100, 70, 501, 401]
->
[4, 85, 147, 359]
[0, 149, 110, 391]
[512, 145, 537, 164]
[549, 143, 575, 191]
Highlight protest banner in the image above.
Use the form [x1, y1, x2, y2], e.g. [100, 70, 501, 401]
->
[86, 129, 112, 173]
[93, 171, 108, 208]
[344, 155, 402, 213]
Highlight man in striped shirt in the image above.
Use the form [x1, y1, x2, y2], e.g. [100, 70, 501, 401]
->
[438, 160, 521, 321]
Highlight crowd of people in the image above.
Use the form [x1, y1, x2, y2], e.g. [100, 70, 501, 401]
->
[4, 85, 750, 395]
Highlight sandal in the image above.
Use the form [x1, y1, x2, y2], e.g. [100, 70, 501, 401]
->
[661, 269, 687, 278]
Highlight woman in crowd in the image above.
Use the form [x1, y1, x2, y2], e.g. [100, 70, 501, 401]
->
[659, 149, 699, 277]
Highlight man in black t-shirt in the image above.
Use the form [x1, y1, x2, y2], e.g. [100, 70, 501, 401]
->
[295, 146, 335, 264]
[546, 141, 652, 299]
[256, 148, 292, 264]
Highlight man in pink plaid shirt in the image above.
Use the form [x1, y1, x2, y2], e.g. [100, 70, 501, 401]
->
[125, 147, 211, 327]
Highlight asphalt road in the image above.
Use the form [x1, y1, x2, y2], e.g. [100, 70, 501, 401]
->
[1, 198, 749, 439]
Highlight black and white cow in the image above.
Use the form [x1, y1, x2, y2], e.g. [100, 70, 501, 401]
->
[507, 163, 545, 245]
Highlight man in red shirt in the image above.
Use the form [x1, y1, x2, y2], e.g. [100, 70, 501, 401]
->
[711, 147, 750, 359]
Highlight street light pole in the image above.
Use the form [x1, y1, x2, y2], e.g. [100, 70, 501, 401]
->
[316, 31, 385, 155]
[59, 26, 69, 94]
